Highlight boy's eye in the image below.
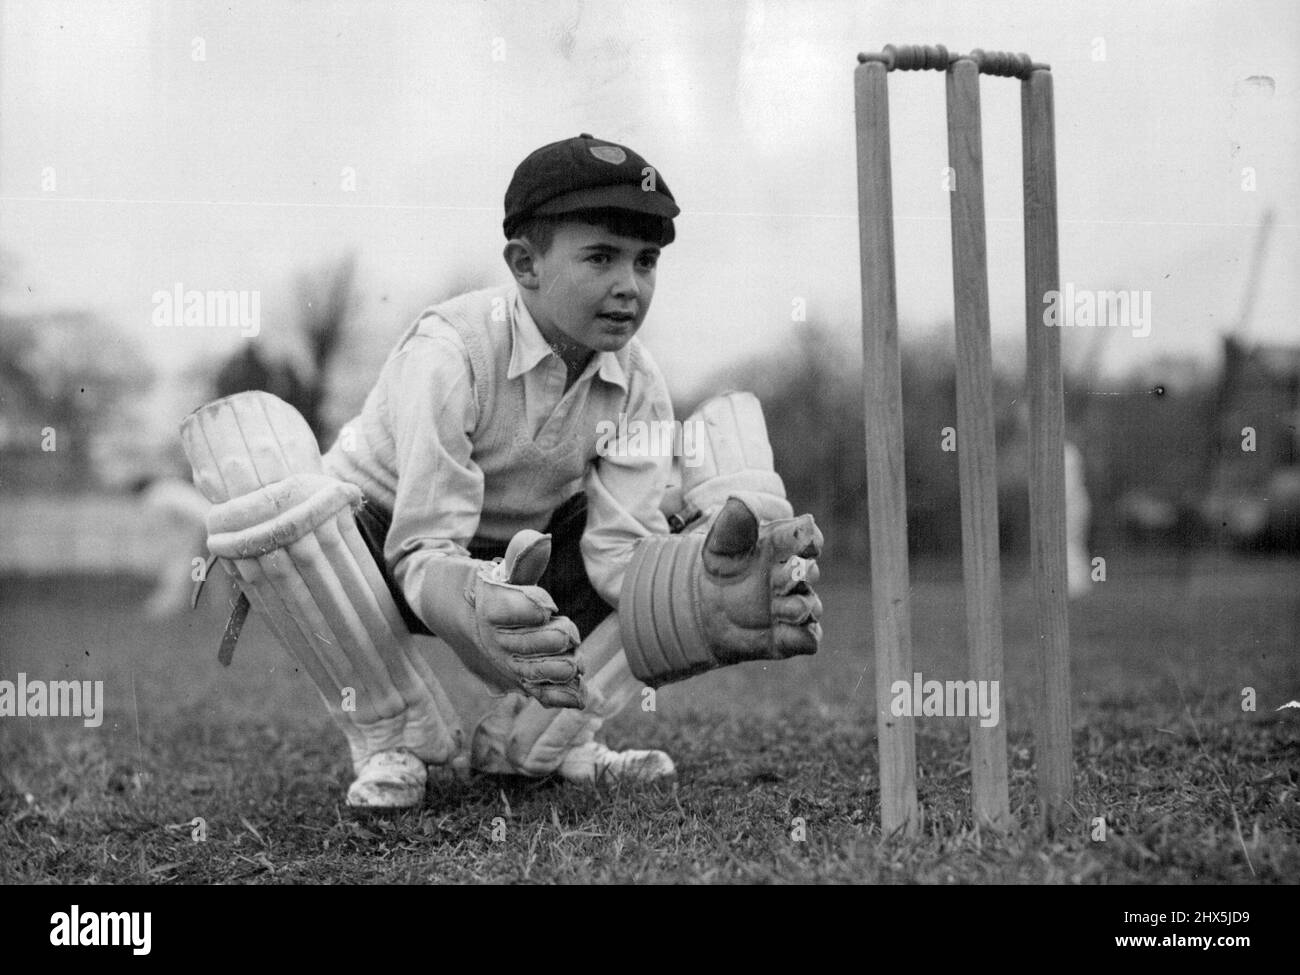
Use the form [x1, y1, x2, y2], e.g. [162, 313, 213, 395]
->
[586, 253, 610, 265]
[637, 255, 658, 270]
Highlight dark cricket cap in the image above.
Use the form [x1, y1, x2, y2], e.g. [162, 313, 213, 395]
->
[503, 133, 680, 243]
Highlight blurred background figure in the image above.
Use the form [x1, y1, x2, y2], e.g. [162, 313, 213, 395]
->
[138, 476, 209, 618]
[1064, 438, 1092, 598]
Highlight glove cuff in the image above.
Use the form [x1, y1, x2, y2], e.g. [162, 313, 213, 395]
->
[619, 532, 715, 687]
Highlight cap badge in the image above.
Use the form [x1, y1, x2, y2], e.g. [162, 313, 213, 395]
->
[589, 145, 627, 165]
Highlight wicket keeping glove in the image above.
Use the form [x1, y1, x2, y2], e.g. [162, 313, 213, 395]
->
[620, 494, 823, 686]
[414, 530, 585, 709]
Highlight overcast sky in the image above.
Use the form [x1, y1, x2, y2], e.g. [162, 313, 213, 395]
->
[2, 0, 1296, 419]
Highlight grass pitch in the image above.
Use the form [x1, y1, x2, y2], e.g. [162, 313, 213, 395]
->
[2, 551, 1297, 883]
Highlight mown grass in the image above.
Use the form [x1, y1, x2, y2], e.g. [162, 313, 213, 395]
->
[1, 550, 1297, 884]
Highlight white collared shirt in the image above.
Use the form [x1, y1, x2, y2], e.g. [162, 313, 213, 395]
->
[324, 284, 674, 611]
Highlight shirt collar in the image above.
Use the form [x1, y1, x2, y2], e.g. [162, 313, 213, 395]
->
[507, 288, 629, 392]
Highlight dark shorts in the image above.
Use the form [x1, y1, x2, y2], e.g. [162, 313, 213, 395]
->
[353, 492, 615, 642]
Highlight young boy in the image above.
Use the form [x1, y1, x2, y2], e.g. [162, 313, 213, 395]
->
[181, 134, 824, 808]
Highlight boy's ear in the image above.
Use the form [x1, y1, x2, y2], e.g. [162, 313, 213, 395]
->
[503, 239, 540, 291]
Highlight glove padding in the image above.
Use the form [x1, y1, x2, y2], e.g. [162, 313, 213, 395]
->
[416, 530, 585, 708]
[620, 494, 823, 685]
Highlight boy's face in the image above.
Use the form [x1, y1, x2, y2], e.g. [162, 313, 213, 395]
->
[526, 222, 659, 353]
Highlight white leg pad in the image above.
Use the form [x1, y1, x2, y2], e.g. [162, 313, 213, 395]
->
[181, 392, 464, 805]
[678, 391, 794, 525]
[471, 616, 674, 782]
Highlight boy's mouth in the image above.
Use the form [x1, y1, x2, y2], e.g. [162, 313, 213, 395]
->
[596, 309, 636, 328]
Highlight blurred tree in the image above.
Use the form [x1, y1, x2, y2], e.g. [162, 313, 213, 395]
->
[204, 252, 357, 444]
[213, 345, 314, 422]
[0, 309, 152, 492]
[682, 322, 971, 562]
[292, 252, 356, 440]
[680, 323, 861, 559]
[681, 320, 1086, 564]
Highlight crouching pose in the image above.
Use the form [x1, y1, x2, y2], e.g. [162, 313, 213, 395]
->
[180, 134, 823, 807]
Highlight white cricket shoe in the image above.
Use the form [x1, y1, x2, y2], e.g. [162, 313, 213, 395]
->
[345, 749, 427, 809]
[556, 741, 676, 785]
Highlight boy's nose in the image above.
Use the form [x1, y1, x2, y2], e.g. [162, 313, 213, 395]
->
[611, 265, 640, 298]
